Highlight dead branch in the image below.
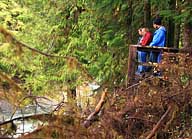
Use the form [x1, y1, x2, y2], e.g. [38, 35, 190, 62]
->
[52, 93, 65, 112]
[0, 113, 51, 126]
[0, 26, 94, 81]
[0, 71, 23, 92]
[126, 116, 156, 124]
[83, 89, 107, 128]
[17, 126, 44, 139]
[146, 105, 172, 139]
[0, 26, 66, 58]
[10, 95, 54, 120]
[125, 75, 154, 91]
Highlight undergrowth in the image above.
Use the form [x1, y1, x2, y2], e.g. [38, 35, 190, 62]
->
[3, 53, 192, 139]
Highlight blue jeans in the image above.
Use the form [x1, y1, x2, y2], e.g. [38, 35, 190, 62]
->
[149, 52, 162, 63]
[137, 51, 147, 73]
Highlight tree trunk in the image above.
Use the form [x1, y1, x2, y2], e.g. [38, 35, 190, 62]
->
[183, 23, 192, 48]
[167, 0, 176, 47]
[126, 0, 133, 43]
[183, 0, 192, 48]
[174, 22, 181, 48]
[173, 0, 182, 48]
[144, 0, 151, 27]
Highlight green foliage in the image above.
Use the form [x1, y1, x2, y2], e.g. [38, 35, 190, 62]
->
[0, 0, 191, 103]
[0, 0, 192, 138]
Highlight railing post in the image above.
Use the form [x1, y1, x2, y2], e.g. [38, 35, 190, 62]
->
[127, 45, 137, 85]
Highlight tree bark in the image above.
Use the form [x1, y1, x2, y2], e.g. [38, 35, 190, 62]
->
[174, 22, 181, 48]
[126, 0, 133, 43]
[183, 23, 192, 48]
[173, 0, 182, 48]
[183, 0, 192, 48]
[167, 0, 176, 47]
[144, 0, 151, 27]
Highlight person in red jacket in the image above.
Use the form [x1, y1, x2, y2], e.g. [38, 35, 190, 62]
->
[141, 28, 153, 46]
[136, 28, 153, 76]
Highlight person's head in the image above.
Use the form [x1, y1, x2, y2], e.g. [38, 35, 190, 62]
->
[138, 28, 143, 36]
[141, 28, 149, 35]
[153, 18, 162, 29]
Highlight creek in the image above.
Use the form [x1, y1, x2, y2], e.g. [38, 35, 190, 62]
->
[0, 83, 99, 138]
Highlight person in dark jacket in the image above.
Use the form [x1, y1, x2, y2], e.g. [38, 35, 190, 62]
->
[149, 18, 166, 63]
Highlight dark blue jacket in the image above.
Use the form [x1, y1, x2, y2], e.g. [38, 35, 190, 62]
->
[149, 26, 166, 47]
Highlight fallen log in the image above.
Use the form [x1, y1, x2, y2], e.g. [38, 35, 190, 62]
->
[83, 88, 107, 128]
[146, 105, 172, 139]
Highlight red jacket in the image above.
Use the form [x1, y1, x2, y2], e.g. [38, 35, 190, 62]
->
[141, 32, 152, 46]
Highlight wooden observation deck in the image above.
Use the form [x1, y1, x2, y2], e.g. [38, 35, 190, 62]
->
[127, 45, 179, 84]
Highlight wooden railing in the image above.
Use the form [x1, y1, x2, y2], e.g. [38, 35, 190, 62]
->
[127, 45, 179, 84]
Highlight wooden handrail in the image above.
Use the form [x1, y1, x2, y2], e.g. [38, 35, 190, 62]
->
[130, 45, 179, 52]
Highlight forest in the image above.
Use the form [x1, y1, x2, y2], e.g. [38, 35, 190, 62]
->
[0, 0, 192, 139]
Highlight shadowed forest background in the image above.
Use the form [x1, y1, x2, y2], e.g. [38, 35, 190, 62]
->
[0, 0, 192, 138]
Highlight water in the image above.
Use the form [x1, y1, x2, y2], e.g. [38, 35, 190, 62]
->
[0, 99, 57, 138]
[0, 83, 100, 138]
